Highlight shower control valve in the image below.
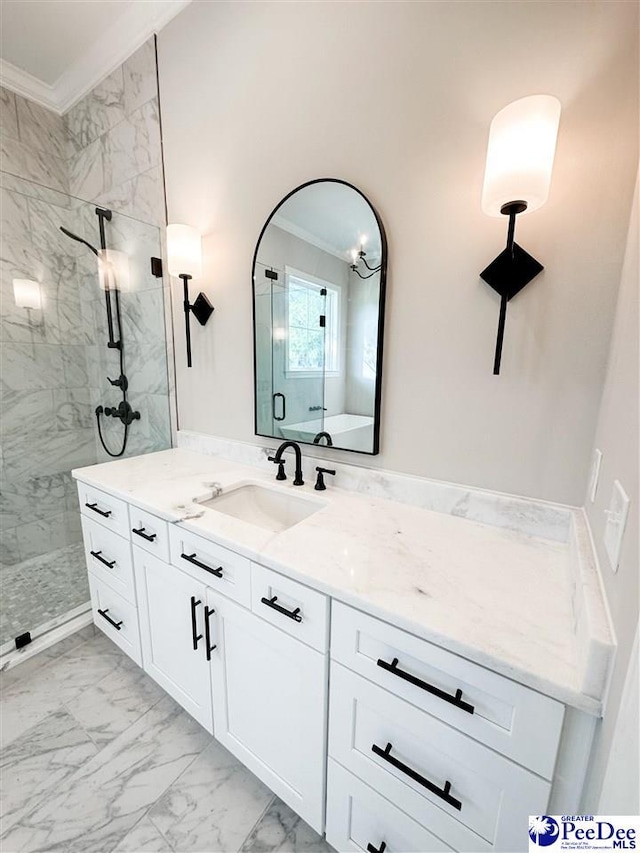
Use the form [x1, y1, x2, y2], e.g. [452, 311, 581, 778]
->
[101, 401, 141, 426]
[107, 374, 128, 391]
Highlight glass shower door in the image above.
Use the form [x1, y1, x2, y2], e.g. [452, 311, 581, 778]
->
[0, 188, 171, 650]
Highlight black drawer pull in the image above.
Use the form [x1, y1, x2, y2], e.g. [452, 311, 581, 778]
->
[372, 742, 462, 811]
[90, 550, 116, 569]
[97, 608, 123, 631]
[377, 657, 474, 715]
[85, 502, 112, 518]
[132, 527, 157, 542]
[181, 552, 223, 578]
[260, 595, 302, 623]
[367, 843, 386, 853]
[190, 596, 203, 650]
[204, 605, 217, 660]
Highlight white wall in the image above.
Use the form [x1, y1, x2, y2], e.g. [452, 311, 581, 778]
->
[158, 1, 638, 505]
[598, 623, 639, 814]
[583, 175, 639, 809]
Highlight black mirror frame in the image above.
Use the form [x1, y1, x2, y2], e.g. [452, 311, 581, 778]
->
[251, 177, 387, 456]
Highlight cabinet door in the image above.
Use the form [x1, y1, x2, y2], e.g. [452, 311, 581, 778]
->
[134, 547, 213, 733]
[208, 591, 328, 834]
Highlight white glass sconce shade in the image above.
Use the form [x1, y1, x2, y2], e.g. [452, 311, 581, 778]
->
[167, 224, 202, 277]
[13, 279, 42, 309]
[98, 250, 131, 292]
[481, 94, 561, 217]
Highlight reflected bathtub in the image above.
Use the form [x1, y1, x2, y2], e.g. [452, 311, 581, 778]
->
[280, 413, 374, 451]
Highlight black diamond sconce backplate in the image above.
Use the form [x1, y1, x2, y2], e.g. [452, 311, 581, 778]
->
[480, 242, 543, 300]
[191, 292, 214, 326]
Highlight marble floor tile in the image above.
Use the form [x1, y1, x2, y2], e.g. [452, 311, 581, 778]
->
[240, 799, 334, 853]
[0, 707, 98, 835]
[0, 631, 123, 748]
[1, 694, 211, 853]
[148, 739, 274, 853]
[65, 652, 166, 746]
[0, 633, 335, 853]
[112, 815, 173, 853]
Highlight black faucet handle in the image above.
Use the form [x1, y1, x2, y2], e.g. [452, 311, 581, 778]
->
[314, 467, 336, 491]
[268, 456, 287, 481]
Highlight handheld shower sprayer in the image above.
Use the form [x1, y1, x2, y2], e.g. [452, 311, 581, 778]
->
[58, 227, 98, 256]
[58, 207, 139, 458]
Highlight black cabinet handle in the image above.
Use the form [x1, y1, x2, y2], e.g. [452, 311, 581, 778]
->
[371, 742, 462, 811]
[376, 657, 474, 715]
[190, 596, 203, 650]
[367, 843, 387, 853]
[97, 608, 123, 631]
[260, 595, 302, 623]
[85, 502, 112, 518]
[181, 552, 223, 578]
[132, 527, 157, 542]
[90, 550, 116, 569]
[204, 605, 217, 660]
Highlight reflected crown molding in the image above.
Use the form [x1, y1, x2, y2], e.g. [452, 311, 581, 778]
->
[0, 0, 191, 116]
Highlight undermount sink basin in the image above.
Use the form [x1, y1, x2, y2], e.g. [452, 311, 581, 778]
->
[197, 483, 325, 533]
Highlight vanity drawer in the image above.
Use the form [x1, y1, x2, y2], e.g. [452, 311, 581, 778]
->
[251, 563, 329, 652]
[129, 505, 170, 563]
[89, 574, 141, 666]
[329, 663, 550, 852]
[169, 525, 251, 607]
[331, 602, 564, 779]
[81, 516, 135, 604]
[78, 482, 130, 539]
[326, 759, 454, 853]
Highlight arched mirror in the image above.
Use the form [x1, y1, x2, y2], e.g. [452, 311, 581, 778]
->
[252, 179, 387, 455]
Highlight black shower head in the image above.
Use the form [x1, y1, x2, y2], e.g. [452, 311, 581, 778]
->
[59, 226, 99, 256]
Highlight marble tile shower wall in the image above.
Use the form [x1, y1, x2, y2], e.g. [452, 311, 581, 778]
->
[0, 39, 170, 568]
[65, 39, 165, 228]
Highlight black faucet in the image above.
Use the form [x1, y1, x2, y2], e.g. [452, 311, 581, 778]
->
[313, 431, 333, 447]
[268, 441, 304, 486]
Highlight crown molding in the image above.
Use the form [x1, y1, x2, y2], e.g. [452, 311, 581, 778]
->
[272, 214, 352, 263]
[0, 60, 58, 112]
[0, 0, 191, 116]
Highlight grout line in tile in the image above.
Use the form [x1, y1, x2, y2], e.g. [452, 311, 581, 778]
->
[235, 793, 277, 853]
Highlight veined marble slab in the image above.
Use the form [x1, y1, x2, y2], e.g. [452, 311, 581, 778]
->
[177, 430, 573, 542]
[72, 447, 615, 714]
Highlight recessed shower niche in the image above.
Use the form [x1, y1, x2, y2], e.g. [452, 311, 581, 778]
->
[252, 179, 387, 455]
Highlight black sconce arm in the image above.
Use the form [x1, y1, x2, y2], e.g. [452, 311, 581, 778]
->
[179, 274, 214, 368]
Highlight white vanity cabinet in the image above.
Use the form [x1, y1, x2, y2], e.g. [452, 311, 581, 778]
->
[208, 579, 328, 833]
[133, 547, 214, 733]
[326, 603, 566, 853]
[80, 487, 143, 665]
[76, 476, 597, 853]
[77, 483, 329, 832]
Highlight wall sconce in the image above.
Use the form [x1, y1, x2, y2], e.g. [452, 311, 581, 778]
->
[350, 236, 381, 280]
[13, 279, 42, 310]
[480, 94, 561, 374]
[167, 223, 214, 368]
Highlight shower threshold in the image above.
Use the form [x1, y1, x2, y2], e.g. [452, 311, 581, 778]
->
[0, 601, 93, 673]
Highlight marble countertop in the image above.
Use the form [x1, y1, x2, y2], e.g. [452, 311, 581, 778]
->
[73, 448, 612, 714]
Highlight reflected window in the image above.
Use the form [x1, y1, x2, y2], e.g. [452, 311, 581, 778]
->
[285, 271, 339, 375]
